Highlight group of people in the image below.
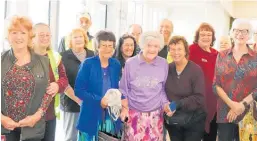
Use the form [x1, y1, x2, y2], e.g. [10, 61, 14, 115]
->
[1, 10, 257, 141]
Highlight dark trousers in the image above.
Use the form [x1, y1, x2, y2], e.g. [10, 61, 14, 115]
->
[217, 123, 239, 141]
[3, 128, 41, 141]
[165, 119, 205, 141]
[203, 114, 217, 141]
[41, 119, 56, 141]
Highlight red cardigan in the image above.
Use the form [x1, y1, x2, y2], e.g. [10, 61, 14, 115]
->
[45, 59, 68, 121]
[189, 43, 218, 133]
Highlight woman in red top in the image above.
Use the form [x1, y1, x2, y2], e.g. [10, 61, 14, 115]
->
[188, 23, 218, 141]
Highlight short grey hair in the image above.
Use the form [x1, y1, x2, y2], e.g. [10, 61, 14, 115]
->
[139, 31, 164, 51]
[230, 19, 253, 38]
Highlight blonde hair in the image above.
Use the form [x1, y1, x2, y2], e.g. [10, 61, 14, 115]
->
[33, 23, 52, 50]
[7, 15, 34, 48]
[68, 28, 89, 49]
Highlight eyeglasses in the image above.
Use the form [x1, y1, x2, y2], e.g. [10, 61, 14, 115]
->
[233, 29, 249, 35]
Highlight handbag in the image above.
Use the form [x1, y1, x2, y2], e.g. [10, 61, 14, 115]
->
[98, 131, 120, 141]
[164, 109, 206, 127]
[98, 109, 121, 141]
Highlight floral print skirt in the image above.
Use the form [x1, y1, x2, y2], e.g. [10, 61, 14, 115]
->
[123, 108, 164, 141]
[239, 102, 257, 141]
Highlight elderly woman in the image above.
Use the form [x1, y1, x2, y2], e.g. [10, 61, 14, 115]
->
[33, 23, 68, 141]
[74, 30, 122, 140]
[1, 15, 52, 141]
[219, 35, 232, 51]
[115, 34, 137, 69]
[165, 36, 206, 141]
[119, 31, 171, 140]
[60, 28, 94, 141]
[213, 19, 257, 141]
[189, 23, 218, 141]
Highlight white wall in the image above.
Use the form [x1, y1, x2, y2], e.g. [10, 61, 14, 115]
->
[168, 1, 230, 49]
[104, 0, 230, 50]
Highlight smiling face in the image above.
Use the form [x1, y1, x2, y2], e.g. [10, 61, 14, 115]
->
[231, 23, 251, 46]
[98, 40, 114, 59]
[198, 30, 213, 48]
[80, 17, 92, 31]
[34, 25, 51, 50]
[219, 36, 231, 51]
[142, 38, 160, 61]
[159, 19, 173, 42]
[71, 31, 85, 50]
[169, 41, 187, 63]
[8, 25, 29, 50]
[121, 38, 135, 58]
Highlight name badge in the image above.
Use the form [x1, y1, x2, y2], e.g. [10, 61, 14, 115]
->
[201, 58, 208, 62]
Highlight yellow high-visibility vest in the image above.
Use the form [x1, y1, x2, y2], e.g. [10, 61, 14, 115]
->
[47, 49, 62, 119]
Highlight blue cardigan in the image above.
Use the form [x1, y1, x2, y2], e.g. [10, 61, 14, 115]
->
[74, 55, 121, 137]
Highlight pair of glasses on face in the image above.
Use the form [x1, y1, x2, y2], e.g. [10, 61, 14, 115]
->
[233, 29, 249, 36]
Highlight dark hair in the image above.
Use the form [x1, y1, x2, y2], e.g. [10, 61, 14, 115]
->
[115, 34, 137, 67]
[193, 22, 216, 47]
[169, 36, 189, 59]
[94, 30, 116, 53]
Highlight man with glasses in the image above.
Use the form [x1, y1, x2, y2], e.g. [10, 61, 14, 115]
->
[58, 11, 94, 53]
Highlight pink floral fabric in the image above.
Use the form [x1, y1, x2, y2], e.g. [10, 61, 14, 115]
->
[123, 109, 164, 141]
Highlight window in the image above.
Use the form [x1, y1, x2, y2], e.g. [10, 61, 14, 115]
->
[58, 1, 84, 43]
[90, 3, 107, 35]
[28, 0, 49, 24]
[0, 0, 5, 52]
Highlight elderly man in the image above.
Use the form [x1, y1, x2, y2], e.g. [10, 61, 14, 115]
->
[128, 24, 142, 54]
[158, 19, 173, 63]
[58, 11, 94, 53]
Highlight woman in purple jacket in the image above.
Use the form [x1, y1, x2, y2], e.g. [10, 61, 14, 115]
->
[119, 31, 172, 141]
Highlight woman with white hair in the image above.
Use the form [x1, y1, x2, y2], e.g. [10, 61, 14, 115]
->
[213, 19, 257, 141]
[119, 31, 172, 141]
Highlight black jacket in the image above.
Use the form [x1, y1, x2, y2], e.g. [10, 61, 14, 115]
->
[60, 49, 94, 112]
[158, 45, 168, 59]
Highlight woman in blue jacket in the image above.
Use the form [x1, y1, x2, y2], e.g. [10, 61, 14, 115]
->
[75, 30, 121, 141]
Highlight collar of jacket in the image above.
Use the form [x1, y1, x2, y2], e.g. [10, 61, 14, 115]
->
[8, 49, 39, 69]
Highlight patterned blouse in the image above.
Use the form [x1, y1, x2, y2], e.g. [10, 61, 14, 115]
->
[2, 64, 52, 122]
[213, 48, 257, 123]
